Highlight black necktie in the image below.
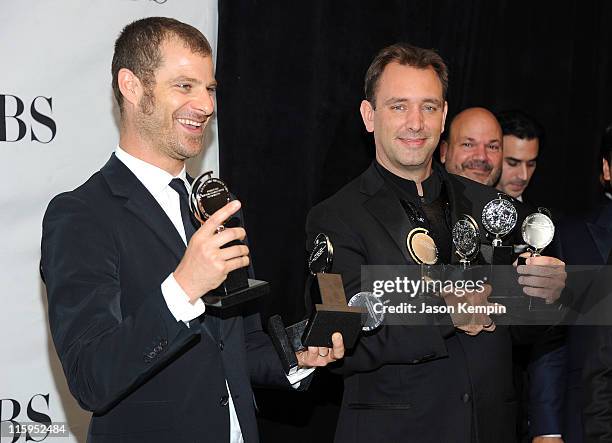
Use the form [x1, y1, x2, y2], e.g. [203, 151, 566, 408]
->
[169, 178, 197, 243]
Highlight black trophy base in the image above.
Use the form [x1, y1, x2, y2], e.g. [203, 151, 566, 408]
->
[202, 278, 269, 308]
[301, 304, 363, 349]
[268, 317, 309, 375]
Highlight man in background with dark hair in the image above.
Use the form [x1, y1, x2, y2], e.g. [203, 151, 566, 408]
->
[495, 110, 543, 202]
[559, 123, 612, 443]
[41, 17, 342, 443]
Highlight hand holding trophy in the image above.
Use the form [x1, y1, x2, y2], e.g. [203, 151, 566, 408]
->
[189, 171, 269, 308]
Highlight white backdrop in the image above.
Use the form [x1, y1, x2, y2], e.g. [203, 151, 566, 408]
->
[0, 2, 218, 441]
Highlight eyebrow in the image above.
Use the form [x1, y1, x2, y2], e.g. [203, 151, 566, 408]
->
[169, 76, 202, 85]
[382, 97, 443, 107]
[459, 137, 501, 144]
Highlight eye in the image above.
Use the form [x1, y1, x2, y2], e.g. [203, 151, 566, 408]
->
[461, 142, 473, 149]
[487, 144, 501, 152]
[423, 104, 437, 112]
[527, 161, 537, 167]
[390, 104, 406, 111]
[176, 83, 192, 91]
[506, 159, 519, 167]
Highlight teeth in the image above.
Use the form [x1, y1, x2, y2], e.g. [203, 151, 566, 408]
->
[177, 118, 202, 127]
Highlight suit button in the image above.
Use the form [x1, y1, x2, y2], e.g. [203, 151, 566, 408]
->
[154, 345, 163, 353]
[148, 351, 156, 359]
[220, 395, 229, 406]
[462, 393, 471, 403]
[218, 341, 224, 351]
[160, 339, 168, 347]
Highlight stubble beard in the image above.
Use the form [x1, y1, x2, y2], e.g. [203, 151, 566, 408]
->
[136, 92, 205, 161]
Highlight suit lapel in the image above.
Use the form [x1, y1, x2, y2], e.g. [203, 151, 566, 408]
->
[587, 202, 612, 263]
[360, 164, 414, 263]
[100, 154, 186, 261]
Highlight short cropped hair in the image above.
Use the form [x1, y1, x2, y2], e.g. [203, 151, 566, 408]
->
[111, 17, 212, 113]
[364, 43, 448, 107]
[496, 110, 543, 141]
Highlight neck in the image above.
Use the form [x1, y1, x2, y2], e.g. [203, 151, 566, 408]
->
[376, 155, 432, 197]
[119, 123, 184, 176]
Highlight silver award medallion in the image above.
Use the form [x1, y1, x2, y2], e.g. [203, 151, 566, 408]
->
[452, 214, 480, 266]
[406, 227, 438, 265]
[481, 194, 518, 246]
[521, 211, 555, 256]
[348, 292, 384, 331]
[189, 171, 231, 224]
[308, 233, 334, 275]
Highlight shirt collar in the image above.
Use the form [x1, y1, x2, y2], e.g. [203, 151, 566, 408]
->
[115, 145, 188, 197]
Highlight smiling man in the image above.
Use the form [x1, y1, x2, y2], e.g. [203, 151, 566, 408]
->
[440, 107, 503, 186]
[41, 17, 343, 443]
[306, 43, 567, 443]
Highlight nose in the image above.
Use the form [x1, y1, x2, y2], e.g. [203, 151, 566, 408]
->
[194, 89, 215, 117]
[472, 144, 487, 161]
[405, 106, 424, 132]
[518, 163, 528, 180]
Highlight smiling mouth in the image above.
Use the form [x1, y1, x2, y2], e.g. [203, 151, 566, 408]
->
[176, 117, 206, 134]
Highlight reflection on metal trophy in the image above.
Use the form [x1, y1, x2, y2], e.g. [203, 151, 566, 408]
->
[348, 291, 384, 332]
[452, 214, 481, 267]
[520, 209, 556, 310]
[406, 227, 438, 265]
[268, 233, 364, 374]
[482, 194, 518, 264]
[521, 210, 555, 256]
[189, 171, 269, 308]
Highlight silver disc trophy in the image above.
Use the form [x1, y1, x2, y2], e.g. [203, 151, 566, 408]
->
[268, 233, 364, 374]
[519, 209, 556, 309]
[189, 171, 269, 308]
[452, 214, 481, 268]
[481, 194, 518, 264]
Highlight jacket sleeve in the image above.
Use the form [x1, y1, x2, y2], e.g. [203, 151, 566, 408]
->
[306, 203, 449, 377]
[41, 193, 199, 414]
[583, 326, 612, 443]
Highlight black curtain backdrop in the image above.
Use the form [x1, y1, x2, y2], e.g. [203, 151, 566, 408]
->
[217, 1, 612, 440]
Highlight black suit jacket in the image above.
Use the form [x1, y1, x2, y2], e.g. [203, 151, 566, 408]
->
[558, 200, 612, 442]
[306, 161, 552, 443]
[41, 154, 291, 443]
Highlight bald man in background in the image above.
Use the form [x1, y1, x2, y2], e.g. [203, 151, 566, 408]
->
[440, 107, 503, 186]
[439, 107, 565, 443]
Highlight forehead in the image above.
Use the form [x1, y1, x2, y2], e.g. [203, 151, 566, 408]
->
[452, 113, 501, 141]
[503, 135, 539, 158]
[376, 62, 443, 103]
[155, 38, 214, 80]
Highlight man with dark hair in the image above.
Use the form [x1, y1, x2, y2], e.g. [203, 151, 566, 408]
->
[558, 123, 612, 443]
[41, 17, 343, 443]
[440, 107, 504, 186]
[495, 110, 543, 201]
[306, 42, 566, 442]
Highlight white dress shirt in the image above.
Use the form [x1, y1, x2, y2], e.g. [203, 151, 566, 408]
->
[115, 146, 313, 442]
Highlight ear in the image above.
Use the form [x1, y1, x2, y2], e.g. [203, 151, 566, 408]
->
[360, 100, 375, 133]
[603, 157, 611, 182]
[117, 68, 143, 109]
[439, 140, 448, 163]
[441, 101, 448, 135]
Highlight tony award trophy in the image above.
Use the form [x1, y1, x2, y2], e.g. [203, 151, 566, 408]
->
[452, 214, 481, 268]
[519, 209, 556, 310]
[189, 172, 269, 308]
[481, 194, 518, 264]
[268, 233, 364, 374]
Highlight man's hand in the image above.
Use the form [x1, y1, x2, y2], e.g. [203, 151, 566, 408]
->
[516, 254, 567, 304]
[532, 437, 563, 443]
[443, 284, 499, 336]
[173, 200, 250, 302]
[296, 332, 345, 368]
